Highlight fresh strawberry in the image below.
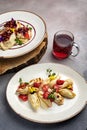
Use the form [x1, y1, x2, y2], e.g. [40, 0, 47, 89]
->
[42, 84, 49, 92]
[56, 79, 64, 85]
[18, 94, 28, 101]
[33, 82, 41, 88]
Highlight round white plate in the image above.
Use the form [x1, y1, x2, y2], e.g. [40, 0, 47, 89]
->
[0, 11, 46, 58]
[6, 63, 87, 123]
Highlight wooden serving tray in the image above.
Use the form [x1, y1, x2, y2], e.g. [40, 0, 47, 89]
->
[0, 33, 48, 75]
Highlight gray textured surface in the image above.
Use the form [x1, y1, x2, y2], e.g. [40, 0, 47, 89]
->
[0, 0, 87, 130]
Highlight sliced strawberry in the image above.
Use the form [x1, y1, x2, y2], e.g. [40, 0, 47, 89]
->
[18, 94, 28, 101]
[53, 84, 60, 92]
[43, 91, 49, 99]
[33, 82, 41, 88]
[56, 79, 64, 85]
[42, 84, 49, 92]
[24, 32, 29, 39]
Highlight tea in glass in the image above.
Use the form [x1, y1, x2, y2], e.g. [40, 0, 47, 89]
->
[52, 30, 79, 59]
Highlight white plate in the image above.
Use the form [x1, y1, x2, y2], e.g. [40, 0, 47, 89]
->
[6, 63, 87, 123]
[0, 11, 46, 58]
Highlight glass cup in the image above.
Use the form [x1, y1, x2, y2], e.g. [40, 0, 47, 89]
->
[52, 30, 80, 59]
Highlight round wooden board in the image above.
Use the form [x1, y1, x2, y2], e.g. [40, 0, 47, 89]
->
[0, 33, 48, 75]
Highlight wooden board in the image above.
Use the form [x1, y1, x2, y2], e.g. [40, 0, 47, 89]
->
[0, 33, 48, 75]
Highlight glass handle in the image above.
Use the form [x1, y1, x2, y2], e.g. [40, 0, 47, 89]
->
[71, 43, 80, 57]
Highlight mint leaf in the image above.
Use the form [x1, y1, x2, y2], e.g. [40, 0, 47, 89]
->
[15, 38, 23, 45]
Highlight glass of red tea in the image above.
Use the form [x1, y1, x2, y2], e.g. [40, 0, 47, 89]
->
[52, 30, 79, 59]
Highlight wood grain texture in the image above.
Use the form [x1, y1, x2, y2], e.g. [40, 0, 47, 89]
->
[0, 33, 48, 75]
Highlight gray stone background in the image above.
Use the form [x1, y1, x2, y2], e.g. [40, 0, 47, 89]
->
[0, 0, 87, 130]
